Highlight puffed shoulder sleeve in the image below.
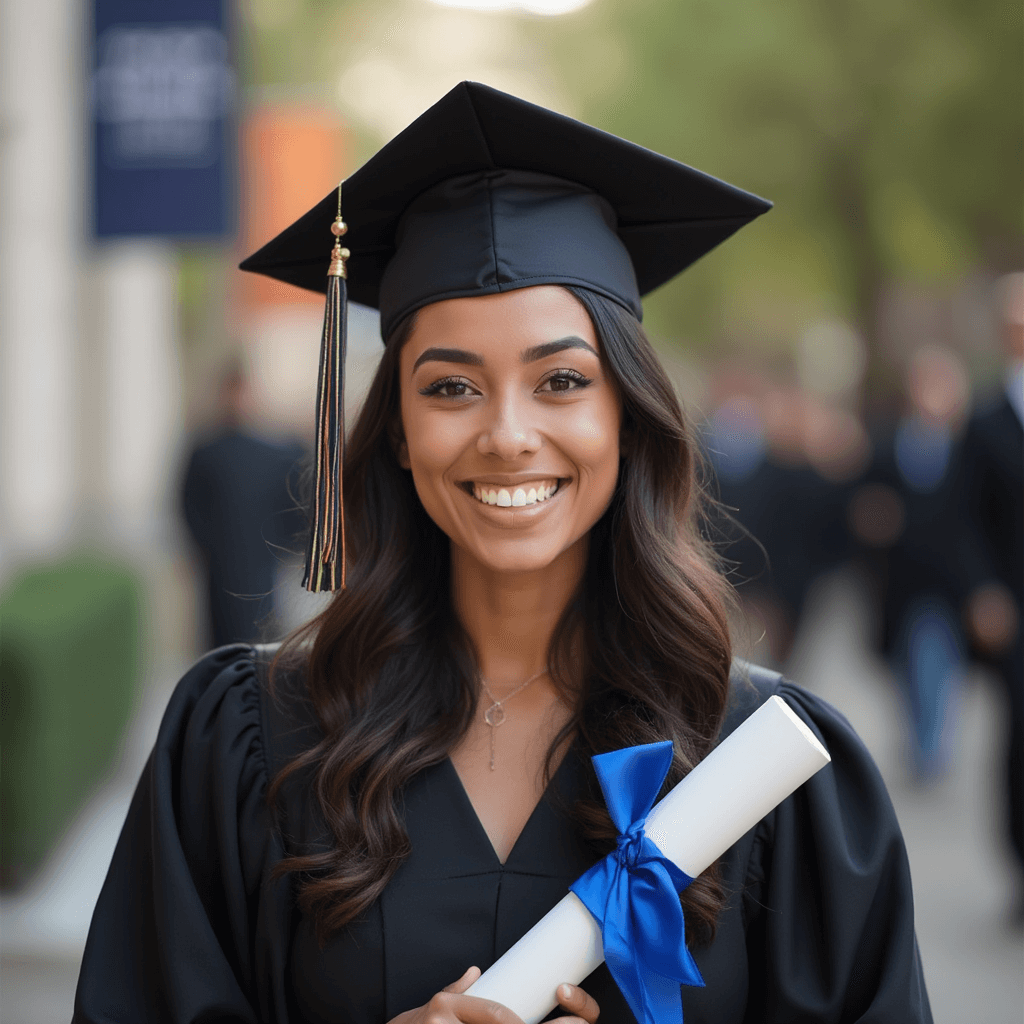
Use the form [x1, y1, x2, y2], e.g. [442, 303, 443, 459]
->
[73, 646, 293, 1023]
[744, 682, 933, 1023]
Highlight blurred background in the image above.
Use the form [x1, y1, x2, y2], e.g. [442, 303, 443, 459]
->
[0, 0, 1021, 1020]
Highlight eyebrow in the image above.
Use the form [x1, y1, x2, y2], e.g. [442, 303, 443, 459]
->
[521, 336, 598, 363]
[412, 347, 485, 371]
[411, 335, 599, 374]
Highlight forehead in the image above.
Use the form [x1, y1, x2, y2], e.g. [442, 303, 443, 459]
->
[401, 286, 598, 364]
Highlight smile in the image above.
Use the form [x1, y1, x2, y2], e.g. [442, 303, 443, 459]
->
[468, 479, 562, 507]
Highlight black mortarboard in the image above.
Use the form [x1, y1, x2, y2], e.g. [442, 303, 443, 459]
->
[240, 81, 771, 591]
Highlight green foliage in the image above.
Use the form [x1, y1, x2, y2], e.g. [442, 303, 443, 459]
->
[237, 0, 1022, 355]
[241, 0, 347, 88]
[536, 0, 1023, 349]
[0, 556, 141, 886]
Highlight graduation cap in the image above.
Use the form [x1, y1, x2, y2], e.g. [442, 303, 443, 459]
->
[240, 81, 771, 592]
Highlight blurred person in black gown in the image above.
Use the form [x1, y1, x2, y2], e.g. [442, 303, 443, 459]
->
[701, 367, 773, 641]
[706, 374, 862, 665]
[789, 387, 872, 598]
[957, 273, 1024, 918]
[181, 358, 307, 648]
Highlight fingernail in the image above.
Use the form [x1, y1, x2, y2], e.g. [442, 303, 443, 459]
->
[559, 984, 573, 999]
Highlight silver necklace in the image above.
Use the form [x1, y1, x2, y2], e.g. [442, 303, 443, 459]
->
[479, 667, 548, 770]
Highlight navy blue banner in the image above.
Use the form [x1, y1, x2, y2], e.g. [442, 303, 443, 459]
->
[91, 0, 236, 239]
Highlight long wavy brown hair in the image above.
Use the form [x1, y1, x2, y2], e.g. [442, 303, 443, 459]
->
[269, 285, 734, 945]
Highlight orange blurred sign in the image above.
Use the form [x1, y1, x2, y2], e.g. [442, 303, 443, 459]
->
[237, 104, 347, 309]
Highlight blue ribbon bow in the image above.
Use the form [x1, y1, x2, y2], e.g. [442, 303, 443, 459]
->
[569, 740, 704, 1024]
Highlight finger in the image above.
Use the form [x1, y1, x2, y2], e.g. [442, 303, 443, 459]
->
[443, 966, 482, 994]
[555, 984, 600, 1024]
[440, 994, 524, 1024]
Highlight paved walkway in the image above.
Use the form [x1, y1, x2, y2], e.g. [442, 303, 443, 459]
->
[2, 572, 1021, 1022]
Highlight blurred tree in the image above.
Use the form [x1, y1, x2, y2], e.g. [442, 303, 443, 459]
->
[234, 0, 1022, 375]
[537, 0, 1023, 366]
[241, 0, 344, 90]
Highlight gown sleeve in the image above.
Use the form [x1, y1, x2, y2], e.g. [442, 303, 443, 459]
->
[73, 645, 292, 1024]
[742, 682, 933, 1023]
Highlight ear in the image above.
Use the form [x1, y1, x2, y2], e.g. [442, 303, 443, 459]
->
[388, 416, 411, 469]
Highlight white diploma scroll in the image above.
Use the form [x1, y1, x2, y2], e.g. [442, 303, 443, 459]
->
[466, 694, 831, 1023]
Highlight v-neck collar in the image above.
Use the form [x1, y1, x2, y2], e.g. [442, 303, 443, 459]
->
[379, 744, 600, 1020]
[441, 748, 577, 870]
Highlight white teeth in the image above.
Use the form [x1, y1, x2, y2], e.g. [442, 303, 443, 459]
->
[470, 481, 560, 505]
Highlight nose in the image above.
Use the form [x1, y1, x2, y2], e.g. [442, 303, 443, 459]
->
[477, 392, 542, 460]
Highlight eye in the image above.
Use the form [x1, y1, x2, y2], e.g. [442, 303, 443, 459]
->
[538, 368, 594, 393]
[418, 375, 479, 398]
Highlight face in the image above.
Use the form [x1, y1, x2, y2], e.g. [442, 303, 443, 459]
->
[396, 286, 623, 578]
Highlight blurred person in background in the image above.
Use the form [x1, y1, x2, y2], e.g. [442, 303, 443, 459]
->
[864, 346, 972, 782]
[757, 383, 861, 650]
[956, 273, 1023, 921]
[701, 365, 774, 647]
[706, 373, 861, 665]
[181, 356, 307, 648]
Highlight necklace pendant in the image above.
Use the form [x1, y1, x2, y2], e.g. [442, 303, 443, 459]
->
[484, 703, 506, 727]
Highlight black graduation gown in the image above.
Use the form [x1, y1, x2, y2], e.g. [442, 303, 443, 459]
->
[73, 646, 932, 1023]
[955, 394, 1023, 609]
[955, 394, 1023, 870]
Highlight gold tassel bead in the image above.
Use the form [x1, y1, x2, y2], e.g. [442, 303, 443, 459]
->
[328, 243, 350, 279]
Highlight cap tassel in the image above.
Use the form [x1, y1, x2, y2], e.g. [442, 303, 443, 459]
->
[303, 191, 349, 592]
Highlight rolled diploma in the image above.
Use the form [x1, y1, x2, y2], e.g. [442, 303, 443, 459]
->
[466, 694, 831, 1023]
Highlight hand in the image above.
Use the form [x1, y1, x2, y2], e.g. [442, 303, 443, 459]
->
[386, 967, 518, 1024]
[550, 983, 601, 1023]
[387, 968, 599, 1024]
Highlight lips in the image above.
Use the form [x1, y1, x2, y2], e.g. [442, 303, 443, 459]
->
[468, 479, 562, 507]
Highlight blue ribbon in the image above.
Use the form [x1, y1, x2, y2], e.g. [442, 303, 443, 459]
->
[569, 740, 704, 1024]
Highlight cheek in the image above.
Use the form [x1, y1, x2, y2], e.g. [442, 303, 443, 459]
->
[401, 406, 467, 486]
[562, 401, 622, 471]
[403, 432, 456, 529]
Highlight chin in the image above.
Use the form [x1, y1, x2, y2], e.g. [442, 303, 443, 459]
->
[452, 534, 584, 578]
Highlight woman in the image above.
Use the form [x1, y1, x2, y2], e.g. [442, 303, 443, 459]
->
[74, 83, 932, 1023]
